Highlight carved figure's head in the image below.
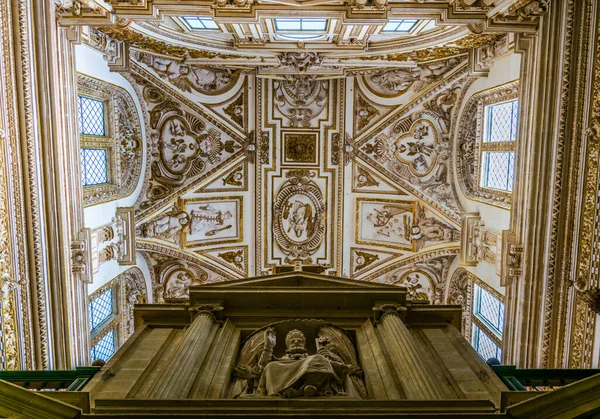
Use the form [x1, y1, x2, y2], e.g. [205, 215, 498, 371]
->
[285, 329, 307, 355]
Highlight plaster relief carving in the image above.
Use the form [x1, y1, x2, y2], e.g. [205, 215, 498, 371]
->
[136, 83, 242, 207]
[135, 52, 240, 96]
[273, 170, 326, 263]
[139, 206, 190, 246]
[446, 268, 474, 340]
[278, 52, 324, 73]
[230, 320, 366, 399]
[357, 198, 415, 250]
[384, 255, 456, 304]
[274, 77, 329, 128]
[185, 197, 242, 247]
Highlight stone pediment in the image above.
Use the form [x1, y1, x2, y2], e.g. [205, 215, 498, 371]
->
[194, 272, 398, 289]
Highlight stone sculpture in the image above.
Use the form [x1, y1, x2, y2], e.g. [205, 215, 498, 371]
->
[229, 322, 367, 399]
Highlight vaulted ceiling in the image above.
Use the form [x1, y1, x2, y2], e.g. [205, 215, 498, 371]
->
[69, 0, 536, 303]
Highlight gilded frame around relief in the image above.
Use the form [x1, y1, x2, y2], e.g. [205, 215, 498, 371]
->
[355, 197, 417, 251]
[182, 196, 244, 248]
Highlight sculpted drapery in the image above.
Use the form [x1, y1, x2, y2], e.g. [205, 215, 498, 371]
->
[229, 321, 367, 399]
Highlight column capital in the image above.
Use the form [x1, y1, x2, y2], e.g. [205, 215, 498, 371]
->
[372, 302, 407, 322]
[189, 303, 225, 322]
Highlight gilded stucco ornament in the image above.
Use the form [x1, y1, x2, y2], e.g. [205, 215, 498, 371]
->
[278, 52, 324, 73]
[273, 170, 326, 263]
[274, 77, 328, 127]
[134, 52, 240, 96]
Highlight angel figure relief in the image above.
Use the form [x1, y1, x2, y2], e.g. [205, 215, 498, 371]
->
[229, 325, 367, 399]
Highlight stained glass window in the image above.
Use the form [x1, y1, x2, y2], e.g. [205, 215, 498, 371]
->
[81, 148, 108, 186]
[182, 16, 219, 30]
[78, 96, 105, 136]
[480, 151, 515, 191]
[484, 100, 519, 143]
[472, 323, 502, 362]
[275, 18, 328, 32]
[473, 284, 505, 336]
[89, 288, 114, 332]
[90, 329, 117, 362]
[382, 19, 418, 32]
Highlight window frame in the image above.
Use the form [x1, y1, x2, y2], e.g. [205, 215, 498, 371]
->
[381, 19, 419, 33]
[274, 18, 329, 33]
[470, 278, 505, 362]
[456, 81, 519, 210]
[77, 92, 115, 191]
[80, 147, 110, 187]
[181, 16, 220, 31]
[477, 98, 519, 195]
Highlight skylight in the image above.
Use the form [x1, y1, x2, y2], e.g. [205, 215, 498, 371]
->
[182, 16, 220, 30]
[382, 19, 418, 32]
[274, 18, 328, 32]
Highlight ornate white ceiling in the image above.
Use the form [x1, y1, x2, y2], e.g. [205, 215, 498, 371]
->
[65, 0, 539, 303]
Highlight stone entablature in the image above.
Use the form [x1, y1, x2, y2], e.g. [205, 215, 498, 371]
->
[82, 273, 506, 415]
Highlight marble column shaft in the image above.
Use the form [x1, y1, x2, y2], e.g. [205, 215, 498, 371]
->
[379, 312, 445, 400]
[147, 311, 216, 399]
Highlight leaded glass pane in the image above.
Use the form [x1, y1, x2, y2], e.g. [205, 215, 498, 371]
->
[480, 151, 515, 191]
[81, 148, 108, 186]
[89, 288, 114, 331]
[471, 324, 502, 362]
[90, 329, 116, 362]
[474, 284, 505, 335]
[485, 100, 519, 143]
[78, 96, 105, 136]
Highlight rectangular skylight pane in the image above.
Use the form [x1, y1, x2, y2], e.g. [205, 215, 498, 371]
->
[276, 19, 302, 30]
[183, 16, 218, 30]
[201, 19, 219, 29]
[301, 19, 327, 31]
[382, 21, 400, 31]
[397, 20, 417, 31]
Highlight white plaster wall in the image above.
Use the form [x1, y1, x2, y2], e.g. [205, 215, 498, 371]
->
[454, 52, 521, 233]
[76, 44, 147, 230]
[75, 44, 149, 294]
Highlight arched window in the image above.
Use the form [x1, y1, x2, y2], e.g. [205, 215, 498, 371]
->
[456, 81, 519, 209]
[77, 74, 143, 207]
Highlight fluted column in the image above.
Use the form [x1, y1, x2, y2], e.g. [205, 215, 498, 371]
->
[376, 304, 445, 400]
[147, 304, 222, 399]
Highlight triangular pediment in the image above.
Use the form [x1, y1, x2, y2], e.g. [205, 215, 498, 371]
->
[194, 272, 398, 289]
